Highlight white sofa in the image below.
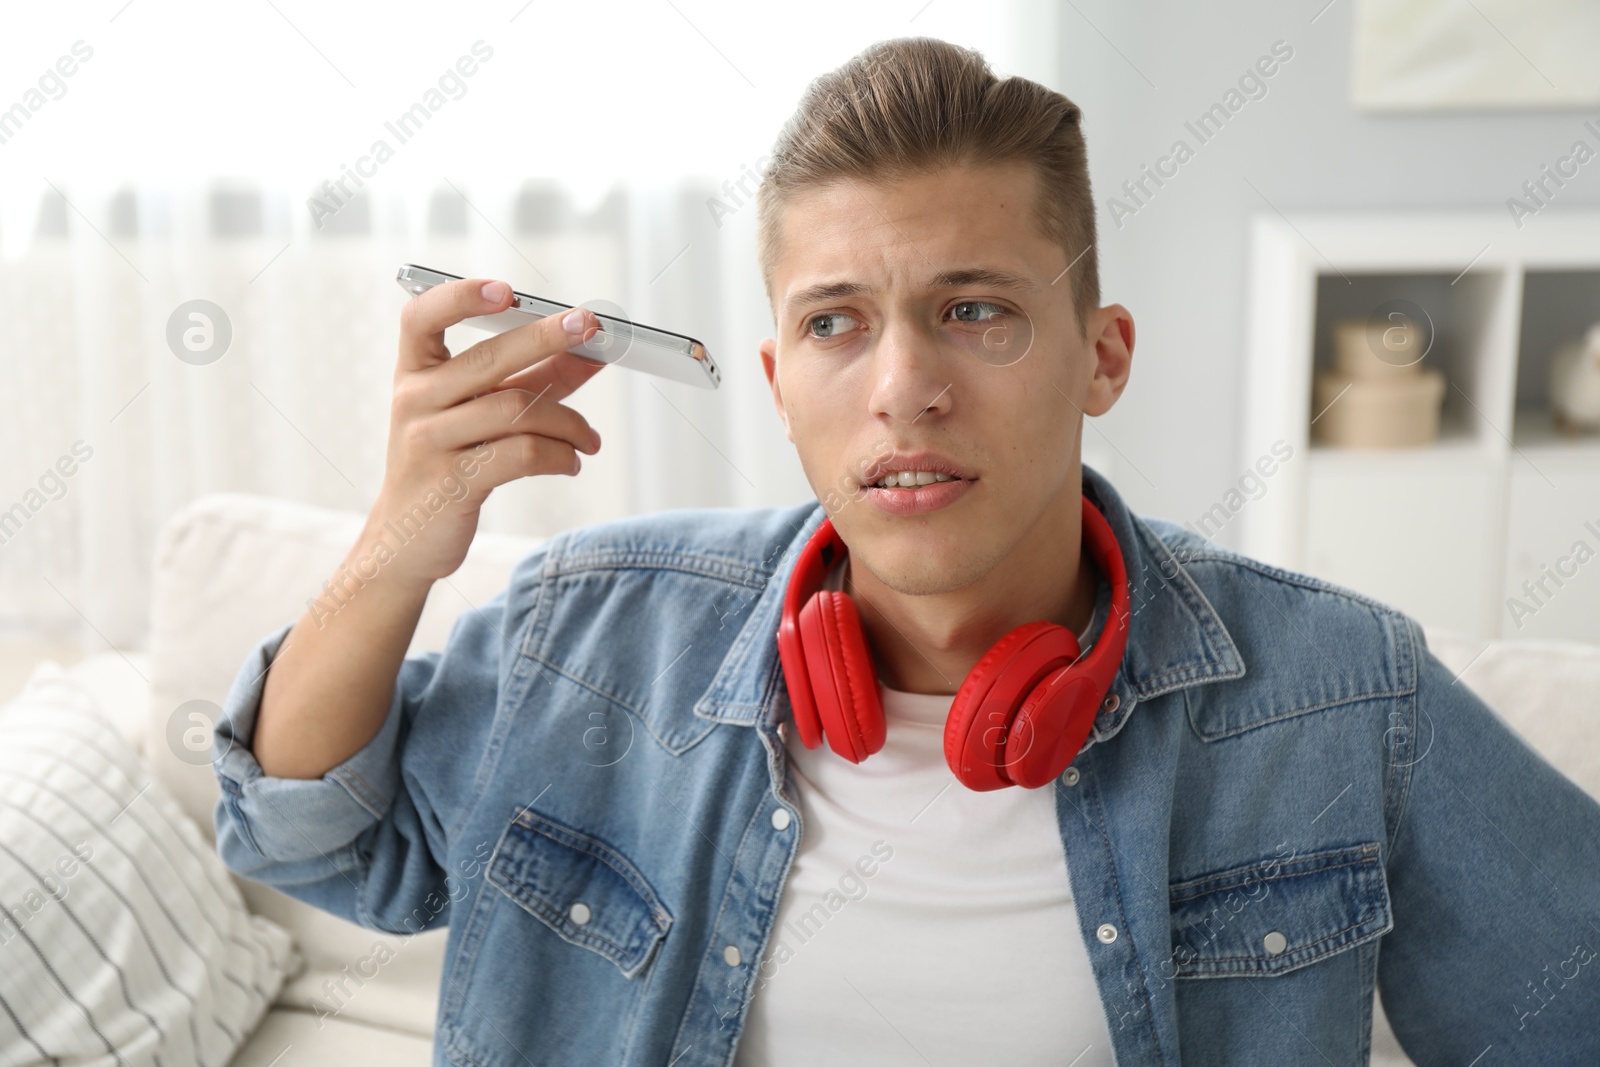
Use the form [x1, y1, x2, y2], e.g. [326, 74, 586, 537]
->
[59, 492, 1600, 1064]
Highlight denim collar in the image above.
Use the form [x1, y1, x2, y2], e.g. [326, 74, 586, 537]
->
[693, 463, 1246, 747]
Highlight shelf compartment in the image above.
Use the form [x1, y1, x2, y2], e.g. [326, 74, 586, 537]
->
[1512, 269, 1600, 448]
[1308, 270, 1510, 451]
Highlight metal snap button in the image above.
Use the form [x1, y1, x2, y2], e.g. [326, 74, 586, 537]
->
[569, 902, 592, 926]
[723, 944, 742, 966]
[771, 807, 792, 831]
[1096, 923, 1118, 944]
[1061, 767, 1081, 787]
[1101, 692, 1120, 713]
[1263, 930, 1288, 955]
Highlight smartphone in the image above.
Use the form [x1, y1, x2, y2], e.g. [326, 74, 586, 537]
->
[395, 264, 721, 390]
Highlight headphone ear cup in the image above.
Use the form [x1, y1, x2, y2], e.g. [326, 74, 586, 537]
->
[945, 621, 1079, 791]
[1003, 668, 1101, 789]
[797, 590, 885, 763]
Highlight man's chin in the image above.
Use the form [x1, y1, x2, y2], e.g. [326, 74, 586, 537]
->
[847, 528, 997, 599]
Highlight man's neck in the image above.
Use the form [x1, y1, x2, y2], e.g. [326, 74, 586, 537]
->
[843, 480, 1099, 696]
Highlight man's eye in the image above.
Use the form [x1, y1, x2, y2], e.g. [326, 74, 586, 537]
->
[807, 312, 856, 339]
[948, 301, 1007, 324]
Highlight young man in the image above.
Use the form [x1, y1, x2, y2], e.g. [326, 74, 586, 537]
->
[214, 36, 1600, 1066]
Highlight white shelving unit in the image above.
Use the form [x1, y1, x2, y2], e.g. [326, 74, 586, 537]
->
[1239, 210, 1600, 643]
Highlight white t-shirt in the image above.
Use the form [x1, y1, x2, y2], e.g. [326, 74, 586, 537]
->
[734, 561, 1118, 1067]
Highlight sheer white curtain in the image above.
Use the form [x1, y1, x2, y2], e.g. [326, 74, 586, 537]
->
[0, 0, 1059, 652]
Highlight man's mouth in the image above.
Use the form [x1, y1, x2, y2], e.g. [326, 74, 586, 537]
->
[870, 470, 966, 489]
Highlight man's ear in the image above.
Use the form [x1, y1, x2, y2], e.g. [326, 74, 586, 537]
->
[760, 338, 793, 441]
[1082, 303, 1134, 418]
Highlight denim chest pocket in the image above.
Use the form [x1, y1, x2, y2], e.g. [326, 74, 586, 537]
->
[486, 807, 674, 979]
[1166, 841, 1393, 978]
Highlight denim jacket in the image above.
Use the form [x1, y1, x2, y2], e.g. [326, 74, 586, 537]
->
[212, 463, 1600, 1066]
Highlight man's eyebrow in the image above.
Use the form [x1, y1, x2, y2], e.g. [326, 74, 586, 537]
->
[783, 266, 1040, 318]
[784, 280, 870, 319]
[930, 267, 1041, 295]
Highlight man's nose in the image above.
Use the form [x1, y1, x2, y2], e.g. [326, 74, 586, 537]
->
[867, 319, 955, 424]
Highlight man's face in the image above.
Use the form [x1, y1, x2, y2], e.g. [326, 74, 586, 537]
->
[760, 160, 1129, 598]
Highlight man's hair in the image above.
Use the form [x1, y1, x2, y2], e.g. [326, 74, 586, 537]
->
[756, 36, 1099, 336]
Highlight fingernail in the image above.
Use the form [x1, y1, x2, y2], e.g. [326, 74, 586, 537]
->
[571, 453, 583, 475]
[482, 281, 509, 302]
[562, 308, 588, 335]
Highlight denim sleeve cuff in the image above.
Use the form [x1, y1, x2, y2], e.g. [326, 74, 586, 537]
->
[212, 619, 407, 863]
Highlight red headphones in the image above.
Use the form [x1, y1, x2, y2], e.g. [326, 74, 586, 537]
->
[777, 494, 1130, 791]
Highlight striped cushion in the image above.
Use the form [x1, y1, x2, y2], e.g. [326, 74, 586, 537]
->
[0, 660, 296, 1065]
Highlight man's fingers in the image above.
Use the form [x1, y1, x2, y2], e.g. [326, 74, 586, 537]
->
[422, 390, 601, 457]
[397, 277, 515, 373]
[487, 349, 609, 402]
[469, 432, 585, 487]
[433, 306, 600, 406]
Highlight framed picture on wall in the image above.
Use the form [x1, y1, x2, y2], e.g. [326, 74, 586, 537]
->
[1353, 0, 1600, 110]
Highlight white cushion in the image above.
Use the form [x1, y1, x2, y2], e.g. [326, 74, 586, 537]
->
[0, 660, 296, 1066]
[61, 650, 153, 758]
[226, 1008, 432, 1065]
[145, 492, 544, 1036]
